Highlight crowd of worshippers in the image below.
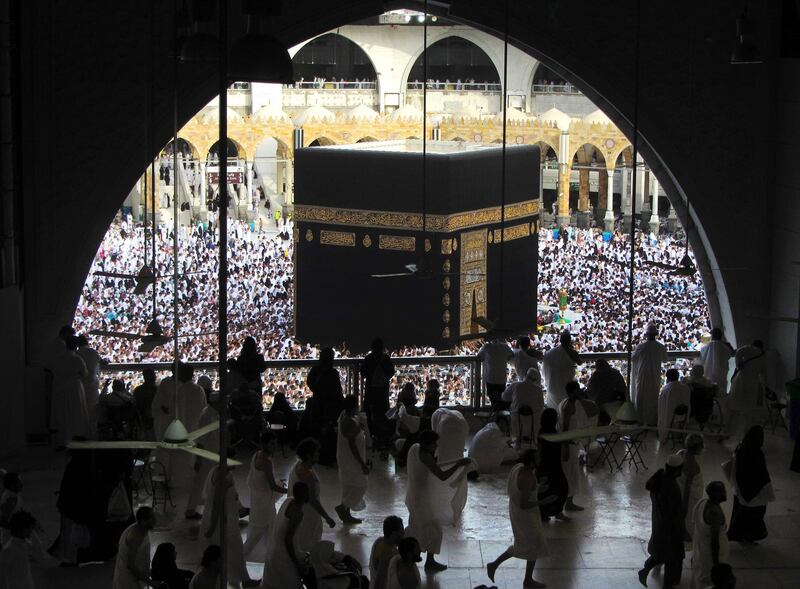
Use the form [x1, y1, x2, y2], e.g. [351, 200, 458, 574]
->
[9, 322, 783, 588]
[72, 216, 710, 407]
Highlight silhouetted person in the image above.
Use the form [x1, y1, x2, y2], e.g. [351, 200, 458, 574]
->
[361, 338, 395, 448]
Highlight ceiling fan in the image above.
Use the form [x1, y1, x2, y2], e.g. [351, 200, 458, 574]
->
[93, 266, 208, 295]
[67, 419, 242, 465]
[89, 318, 215, 354]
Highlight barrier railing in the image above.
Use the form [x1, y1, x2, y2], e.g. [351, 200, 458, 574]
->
[101, 350, 698, 410]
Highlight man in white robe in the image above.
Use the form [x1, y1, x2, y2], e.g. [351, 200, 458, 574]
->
[727, 340, 766, 437]
[468, 420, 517, 473]
[50, 336, 90, 448]
[430, 408, 468, 465]
[512, 336, 542, 382]
[657, 369, 691, 443]
[76, 335, 104, 414]
[631, 323, 668, 425]
[542, 332, 580, 409]
[405, 431, 473, 573]
[698, 328, 734, 397]
[150, 367, 176, 473]
[171, 364, 207, 489]
[558, 382, 597, 511]
[501, 367, 545, 446]
[477, 338, 513, 409]
[185, 393, 219, 520]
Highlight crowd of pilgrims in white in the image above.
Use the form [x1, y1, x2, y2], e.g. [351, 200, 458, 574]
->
[73, 215, 710, 407]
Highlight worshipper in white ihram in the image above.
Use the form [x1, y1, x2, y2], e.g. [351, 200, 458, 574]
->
[243, 431, 287, 562]
[486, 450, 557, 589]
[76, 335, 104, 413]
[261, 482, 310, 589]
[512, 336, 543, 381]
[50, 335, 90, 448]
[678, 434, 705, 541]
[542, 331, 580, 409]
[727, 340, 766, 437]
[468, 417, 518, 474]
[657, 368, 691, 444]
[558, 381, 598, 512]
[151, 367, 176, 467]
[111, 507, 155, 589]
[477, 337, 514, 409]
[335, 396, 370, 525]
[171, 364, 207, 487]
[698, 328, 734, 397]
[691, 482, 729, 589]
[201, 466, 259, 588]
[287, 438, 336, 553]
[405, 430, 473, 573]
[185, 389, 219, 520]
[502, 367, 545, 447]
[430, 408, 469, 464]
[631, 323, 668, 425]
[386, 537, 422, 589]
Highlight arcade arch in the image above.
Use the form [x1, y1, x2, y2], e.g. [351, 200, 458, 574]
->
[292, 33, 378, 88]
[406, 36, 500, 88]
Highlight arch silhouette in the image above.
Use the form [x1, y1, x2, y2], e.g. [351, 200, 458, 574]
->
[207, 137, 246, 161]
[307, 136, 335, 147]
[405, 36, 501, 88]
[292, 33, 378, 90]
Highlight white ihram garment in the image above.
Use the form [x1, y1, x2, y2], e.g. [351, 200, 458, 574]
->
[557, 398, 594, 497]
[261, 499, 303, 589]
[287, 463, 323, 553]
[542, 346, 577, 409]
[200, 467, 249, 585]
[386, 554, 420, 589]
[50, 351, 90, 447]
[507, 464, 549, 561]
[513, 349, 540, 382]
[502, 379, 544, 441]
[186, 405, 219, 513]
[698, 341, 733, 397]
[728, 346, 766, 435]
[77, 346, 103, 412]
[336, 411, 368, 511]
[244, 452, 278, 562]
[691, 498, 729, 589]
[657, 381, 691, 443]
[404, 444, 473, 554]
[631, 340, 668, 425]
[111, 524, 150, 589]
[170, 381, 207, 488]
[430, 408, 468, 465]
[468, 423, 517, 473]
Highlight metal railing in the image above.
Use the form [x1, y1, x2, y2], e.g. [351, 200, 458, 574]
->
[407, 81, 501, 92]
[101, 350, 698, 410]
[532, 83, 582, 95]
[286, 81, 378, 90]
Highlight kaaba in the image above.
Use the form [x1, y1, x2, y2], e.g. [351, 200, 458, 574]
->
[293, 140, 540, 352]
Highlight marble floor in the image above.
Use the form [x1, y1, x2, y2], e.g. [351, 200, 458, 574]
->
[7, 426, 800, 589]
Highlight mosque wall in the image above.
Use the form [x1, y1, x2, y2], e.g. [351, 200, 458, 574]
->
[1, 0, 788, 450]
[769, 58, 800, 384]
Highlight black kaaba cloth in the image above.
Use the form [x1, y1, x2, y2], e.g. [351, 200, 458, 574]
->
[293, 141, 540, 352]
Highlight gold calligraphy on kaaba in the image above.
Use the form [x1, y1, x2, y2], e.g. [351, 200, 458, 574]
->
[320, 230, 356, 247]
[378, 235, 416, 251]
[294, 200, 539, 233]
[490, 223, 532, 244]
[460, 229, 487, 336]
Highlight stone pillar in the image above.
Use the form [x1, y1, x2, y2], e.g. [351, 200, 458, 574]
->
[604, 168, 615, 232]
[598, 167, 608, 211]
[285, 158, 295, 206]
[621, 166, 632, 232]
[538, 160, 544, 219]
[577, 167, 591, 227]
[246, 161, 254, 210]
[556, 131, 571, 227]
[667, 197, 678, 233]
[635, 155, 646, 230]
[648, 177, 661, 235]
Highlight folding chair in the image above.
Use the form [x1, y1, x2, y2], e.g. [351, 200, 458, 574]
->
[131, 453, 151, 498]
[620, 429, 648, 472]
[589, 431, 620, 473]
[668, 404, 689, 449]
[765, 388, 788, 434]
[516, 405, 534, 449]
[148, 460, 174, 512]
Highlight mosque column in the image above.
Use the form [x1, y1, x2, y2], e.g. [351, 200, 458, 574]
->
[635, 154, 646, 230]
[285, 158, 294, 206]
[538, 159, 544, 219]
[604, 168, 615, 232]
[648, 177, 661, 235]
[667, 199, 678, 233]
[246, 161, 254, 210]
[199, 162, 208, 220]
[556, 130, 571, 227]
[621, 166, 632, 232]
[577, 166, 591, 228]
[598, 166, 608, 210]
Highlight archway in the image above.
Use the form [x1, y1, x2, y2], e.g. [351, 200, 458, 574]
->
[356, 136, 378, 143]
[532, 62, 570, 91]
[292, 33, 378, 88]
[406, 36, 500, 88]
[207, 138, 246, 163]
[254, 137, 292, 209]
[572, 143, 606, 217]
[307, 137, 335, 147]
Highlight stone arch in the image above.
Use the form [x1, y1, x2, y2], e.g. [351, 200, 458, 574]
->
[291, 32, 379, 94]
[306, 136, 336, 147]
[400, 32, 505, 92]
[536, 140, 559, 161]
[207, 137, 246, 162]
[356, 136, 378, 143]
[570, 143, 607, 169]
[161, 137, 200, 160]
